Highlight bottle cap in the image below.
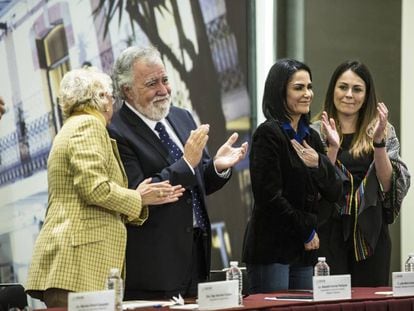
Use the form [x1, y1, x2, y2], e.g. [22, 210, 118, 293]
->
[317, 257, 326, 261]
[229, 261, 239, 266]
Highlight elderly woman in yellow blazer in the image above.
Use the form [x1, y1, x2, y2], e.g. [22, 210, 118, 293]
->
[26, 68, 184, 307]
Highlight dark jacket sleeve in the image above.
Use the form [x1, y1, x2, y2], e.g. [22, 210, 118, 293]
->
[109, 127, 196, 189]
[307, 129, 343, 203]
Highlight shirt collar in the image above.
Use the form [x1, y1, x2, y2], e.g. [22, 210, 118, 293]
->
[124, 101, 162, 130]
[282, 117, 310, 143]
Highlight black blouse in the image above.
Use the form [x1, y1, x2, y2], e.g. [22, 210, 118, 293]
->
[338, 133, 372, 188]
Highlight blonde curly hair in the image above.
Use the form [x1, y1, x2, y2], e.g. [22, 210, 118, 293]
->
[59, 67, 113, 119]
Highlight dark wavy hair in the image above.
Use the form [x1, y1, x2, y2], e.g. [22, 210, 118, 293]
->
[262, 58, 312, 123]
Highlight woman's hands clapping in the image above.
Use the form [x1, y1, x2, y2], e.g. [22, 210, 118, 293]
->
[373, 102, 388, 143]
[136, 178, 185, 206]
[321, 111, 340, 149]
[321, 111, 340, 164]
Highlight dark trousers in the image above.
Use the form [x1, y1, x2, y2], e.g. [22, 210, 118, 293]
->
[349, 227, 391, 286]
[318, 216, 391, 286]
[124, 228, 208, 300]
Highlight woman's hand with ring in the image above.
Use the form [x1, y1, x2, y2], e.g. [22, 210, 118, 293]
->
[291, 140, 319, 168]
[136, 178, 185, 205]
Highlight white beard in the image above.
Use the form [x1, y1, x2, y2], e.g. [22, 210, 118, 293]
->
[136, 95, 171, 121]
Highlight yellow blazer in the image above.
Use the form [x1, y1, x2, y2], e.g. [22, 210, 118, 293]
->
[26, 112, 148, 299]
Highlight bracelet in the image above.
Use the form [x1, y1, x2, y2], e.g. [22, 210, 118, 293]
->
[373, 139, 386, 148]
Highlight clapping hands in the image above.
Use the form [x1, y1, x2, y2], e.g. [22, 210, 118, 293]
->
[321, 111, 340, 149]
[373, 102, 388, 143]
[214, 133, 248, 172]
[183, 124, 210, 168]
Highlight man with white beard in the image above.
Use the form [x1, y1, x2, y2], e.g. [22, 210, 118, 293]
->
[108, 46, 247, 300]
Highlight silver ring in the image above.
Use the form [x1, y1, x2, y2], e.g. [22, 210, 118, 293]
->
[301, 149, 305, 154]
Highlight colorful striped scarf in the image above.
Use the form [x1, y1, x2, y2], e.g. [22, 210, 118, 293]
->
[336, 160, 373, 261]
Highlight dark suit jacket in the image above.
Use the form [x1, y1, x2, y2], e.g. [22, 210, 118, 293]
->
[242, 120, 342, 266]
[108, 104, 229, 292]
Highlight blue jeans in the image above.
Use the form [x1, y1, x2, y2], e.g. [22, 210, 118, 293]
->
[246, 263, 313, 294]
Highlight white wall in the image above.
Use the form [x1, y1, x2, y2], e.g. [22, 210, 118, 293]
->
[400, 0, 414, 266]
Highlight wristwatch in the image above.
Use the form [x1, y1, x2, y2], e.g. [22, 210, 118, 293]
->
[373, 139, 386, 148]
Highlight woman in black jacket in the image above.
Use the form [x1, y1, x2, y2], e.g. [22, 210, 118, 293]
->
[242, 59, 342, 294]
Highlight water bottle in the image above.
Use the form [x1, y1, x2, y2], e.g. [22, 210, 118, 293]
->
[106, 268, 123, 311]
[314, 257, 330, 276]
[226, 261, 243, 305]
[404, 253, 414, 272]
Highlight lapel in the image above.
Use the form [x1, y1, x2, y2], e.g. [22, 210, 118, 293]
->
[120, 104, 174, 164]
[166, 110, 189, 145]
[167, 108, 204, 184]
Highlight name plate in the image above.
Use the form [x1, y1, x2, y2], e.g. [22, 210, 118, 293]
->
[392, 272, 414, 296]
[313, 274, 351, 301]
[198, 280, 239, 310]
[68, 290, 115, 311]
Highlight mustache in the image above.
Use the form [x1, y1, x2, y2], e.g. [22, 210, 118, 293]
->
[152, 95, 170, 104]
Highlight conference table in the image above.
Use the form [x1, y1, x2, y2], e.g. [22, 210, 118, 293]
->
[239, 287, 414, 310]
[37, 287, 414, 310]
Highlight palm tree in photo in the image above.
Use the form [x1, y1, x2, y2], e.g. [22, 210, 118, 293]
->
[94, 0, 227, 153]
